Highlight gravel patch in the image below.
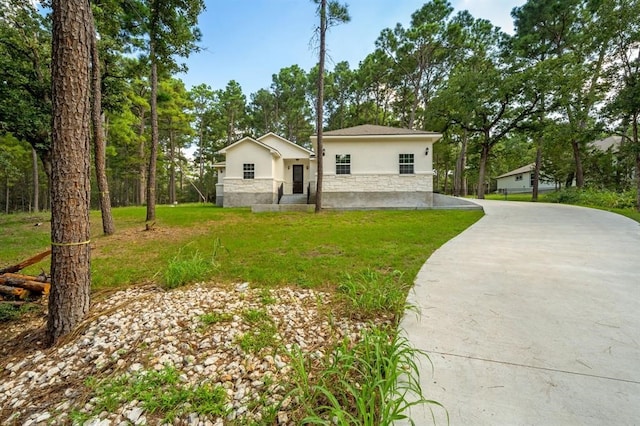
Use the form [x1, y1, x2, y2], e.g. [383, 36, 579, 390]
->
[0, 283, 382, 425]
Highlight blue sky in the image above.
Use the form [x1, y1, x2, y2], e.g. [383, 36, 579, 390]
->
[178, 0, 525, 95]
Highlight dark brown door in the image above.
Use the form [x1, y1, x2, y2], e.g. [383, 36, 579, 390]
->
[293, 165, 304, 194]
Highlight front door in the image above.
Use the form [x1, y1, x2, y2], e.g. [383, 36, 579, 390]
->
[292, 165, 304, 194]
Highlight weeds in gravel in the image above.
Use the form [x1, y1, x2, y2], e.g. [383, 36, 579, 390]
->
[75, 366, 227, 423]
[288, 325, 445, 425]
[259, 288, 276, 305]
[338, 269, 411, 320]
[199, 311, 233, 326]
[236, 309, 278, 354]
[0, 303, 38, 322]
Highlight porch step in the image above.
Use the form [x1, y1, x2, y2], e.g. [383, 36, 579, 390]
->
[279, 194, 308, 204]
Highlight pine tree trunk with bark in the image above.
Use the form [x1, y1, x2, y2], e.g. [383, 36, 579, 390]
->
[90, 12, 115, 235]
[31, 147, 39, 212]
[146, 57, 158, 221]
[138, 110, 146, 205]
[47, 0, 92, 345]
[315, 0, 327, 213]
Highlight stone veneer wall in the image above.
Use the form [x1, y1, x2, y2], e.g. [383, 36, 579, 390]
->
[323, 174, 433, 192]
[322, 174, 434, 209]
[222, 178, 277, 207]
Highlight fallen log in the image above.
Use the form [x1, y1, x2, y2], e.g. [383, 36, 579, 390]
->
[0, 249, 51, 274]
[1, 272, 50, 283]
[0, 276, 50, 295]
[0, 285, 29, 299]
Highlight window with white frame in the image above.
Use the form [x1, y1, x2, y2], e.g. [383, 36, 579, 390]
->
[243, 163, 255, 179]
[515, 174, 523, 181]
[399, 154, 414, 174]
[336, 154, 351, 174]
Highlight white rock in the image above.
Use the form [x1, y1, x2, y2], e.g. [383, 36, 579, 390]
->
[83, 417, 110, 426]
[235, 282, 249, 292]
[126, 407, 144, 423]
[34, 412, 51, 423]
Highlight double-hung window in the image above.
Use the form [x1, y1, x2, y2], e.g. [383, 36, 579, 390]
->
[399, 154, 414, 174]
[243, 163, 255, 179]
[336, 154, 351, 175]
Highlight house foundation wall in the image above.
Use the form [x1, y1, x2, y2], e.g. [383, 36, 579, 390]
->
[321, 174, 434, 209]
[224, 192, 275, 207]
[222, 178, 276, 207]
[322, 191, 433, 209]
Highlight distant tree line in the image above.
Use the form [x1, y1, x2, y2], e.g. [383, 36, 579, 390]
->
[1, 0, 639, 212]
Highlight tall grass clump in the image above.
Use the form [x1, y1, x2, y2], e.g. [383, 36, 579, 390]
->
[163, 239, 223, 289]
[338, 269, 411, 320]
[288, 326, 445, 425]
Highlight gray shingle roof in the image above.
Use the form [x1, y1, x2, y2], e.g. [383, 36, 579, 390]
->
[322, 124, 440, 136]
[496, 163, 535, 179]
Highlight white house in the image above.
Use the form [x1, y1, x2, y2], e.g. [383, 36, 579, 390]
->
[215, 125, 443, 209]
[311, 125, 441, 209]
[496, 163, 556, 194]
[215, 133, 315, 207]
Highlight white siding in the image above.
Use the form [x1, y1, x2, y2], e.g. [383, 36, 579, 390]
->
[322, 139, 433, 175]
[496, 173, 555, 193]
[223, 142, 274, 179]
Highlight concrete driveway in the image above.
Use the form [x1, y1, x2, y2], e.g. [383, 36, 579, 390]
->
[401, 200, 640, 425]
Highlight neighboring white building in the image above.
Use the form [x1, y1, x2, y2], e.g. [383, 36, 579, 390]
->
[215, 124, 443, 209]
[215, 133, 315, 207]
[496, 163, 556, 194]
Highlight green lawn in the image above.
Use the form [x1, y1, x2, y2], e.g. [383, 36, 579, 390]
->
[0, 204, 483, 290]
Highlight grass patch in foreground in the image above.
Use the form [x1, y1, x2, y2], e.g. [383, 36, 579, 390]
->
[72, 366, 227, 424]
[288, 325, 447, 425]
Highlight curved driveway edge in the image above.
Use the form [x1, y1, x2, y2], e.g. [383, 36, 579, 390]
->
[400, 200, 640, 425]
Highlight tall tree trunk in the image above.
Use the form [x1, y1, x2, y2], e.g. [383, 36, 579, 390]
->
[477, 138, 490, 199]
[454, 128, 468, 197]
[198, 121, 204, 189]
[137, 110, 146, 205]
[32, 147, 39, 212]
[4, 180, 8, 214]
[90, 12, 115, 235]
[48, 0, 92, 345]
[532, 143, 542, 202]
[634, 117, 639, 213]
[146, 55, 158, 221]
[315, 0, 327, 213]
[169, 128, 176, 204]
[571, 138, 584, 188]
